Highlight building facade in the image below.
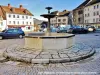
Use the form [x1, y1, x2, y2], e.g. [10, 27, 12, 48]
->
[50, 10, 70, 26]
[0, 4, 34, 32]
[84, 0, 100, 28]
[73, 0, 91, 27]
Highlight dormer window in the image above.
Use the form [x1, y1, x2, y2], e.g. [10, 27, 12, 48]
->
[10, 8, 14, 12]
[23, 9, 27, 14]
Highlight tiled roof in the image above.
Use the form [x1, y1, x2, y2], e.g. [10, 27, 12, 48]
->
[0, 6, 6, 20]
[73, 0, 91, 10]
[0, 5, 33, 20]
[85, 0, 100, 6]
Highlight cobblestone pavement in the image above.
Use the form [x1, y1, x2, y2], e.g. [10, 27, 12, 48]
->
[4, 43, 95, 64]
[0, 33, 100, 75]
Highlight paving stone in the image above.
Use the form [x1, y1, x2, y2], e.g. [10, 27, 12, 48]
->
[33, 51, 41, 55]
[5, 61, 21, 65]
[31, 59, 49, 64]
[59, 54, 69, 58]
[67, 53, 78, 58]
[39, 54, 52, 59]
[41, 52, 49, 55]
[24, 54, 37, 59]
[52, 54, 60, 59]
[49, 51, 58, 54]
[77, 50, 91, 56]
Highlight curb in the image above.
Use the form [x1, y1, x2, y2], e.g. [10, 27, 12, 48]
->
[3, 49, 95, 64]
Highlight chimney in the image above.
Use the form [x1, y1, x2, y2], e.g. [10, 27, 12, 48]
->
[19, 5, 23, 9]
[8, 4, 11, 8]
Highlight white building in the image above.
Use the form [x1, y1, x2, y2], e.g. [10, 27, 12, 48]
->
[50, 10, 71, 26]
[0, 4, 34, 32]
[84, 0, 100, 28]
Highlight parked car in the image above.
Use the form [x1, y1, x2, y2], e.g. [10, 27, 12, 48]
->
[0, 28, 25, 40]
[70, 25, 88, 34]
[57, 25, 88, 34]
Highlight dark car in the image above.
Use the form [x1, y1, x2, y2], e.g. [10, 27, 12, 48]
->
[0, 28, 25, 40]
[71, 26, 88, 34]
[66, 25, 88, 34]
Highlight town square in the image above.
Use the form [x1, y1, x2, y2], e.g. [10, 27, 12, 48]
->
[0, 0, 100, 75]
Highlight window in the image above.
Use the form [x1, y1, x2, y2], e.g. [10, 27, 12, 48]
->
[13, 15, 15, 18]
[94, 6, 96, 9]
[88, 8, 89, 11]
[22, 16, 24, 18]
[93, 12, 96, 16]
[26, 22, 28, 25]
[9, 15, 11, 18]
[7, 29, 13, 33]
[97, 5, 99, 9]
[97, 11, 99, 15]
[58, 19, 61, 22]
[78, 10, 83, 14]
[78, 18, 81, 22]
[17, 15, 19, 18]
[17, 21, 19, 24]
[88, 13, 90, 17]
[96, 18, 99, 22]
[93, 19, 95, 23]
[87, 20, 88, 23]
[30, 17, 32, 19]
[23, 21, 24, 24]
[30, 22, 32, 25]
[85, 20, 87, 23]
[9, 21, 11, 24]
[63, 19, 66, 22]
[26, 16, 28, 19]
[85, 14, 87, 17]
[13, 21, 15, 24]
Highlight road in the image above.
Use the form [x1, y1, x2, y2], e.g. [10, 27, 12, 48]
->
[0, 32, 100, 75]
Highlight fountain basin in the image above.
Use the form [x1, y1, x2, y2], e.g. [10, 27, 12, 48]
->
[25, 33, 75, 50]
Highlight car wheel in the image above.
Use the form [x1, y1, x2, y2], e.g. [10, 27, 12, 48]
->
[0, 36, 3, 40]
[19, 35, 23, 39]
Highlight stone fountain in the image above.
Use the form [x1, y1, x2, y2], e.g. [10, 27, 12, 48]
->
[25, 7, 75, 50]
[3, 7, 95, 64]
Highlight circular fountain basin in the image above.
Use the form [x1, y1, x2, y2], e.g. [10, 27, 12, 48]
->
[25, 33, 75, 50]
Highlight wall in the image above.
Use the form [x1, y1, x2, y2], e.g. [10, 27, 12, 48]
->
[50, 16, 68, 26]
[6, 13, 34, 32]
[84, 3, 100, 28]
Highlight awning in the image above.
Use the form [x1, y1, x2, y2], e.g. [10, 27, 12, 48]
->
[8, 25, 26, 28]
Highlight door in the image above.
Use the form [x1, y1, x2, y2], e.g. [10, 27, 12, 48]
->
[4, 29, 17, 38]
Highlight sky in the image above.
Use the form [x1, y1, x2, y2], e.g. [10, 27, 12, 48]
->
[0, 0, 84, 21]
